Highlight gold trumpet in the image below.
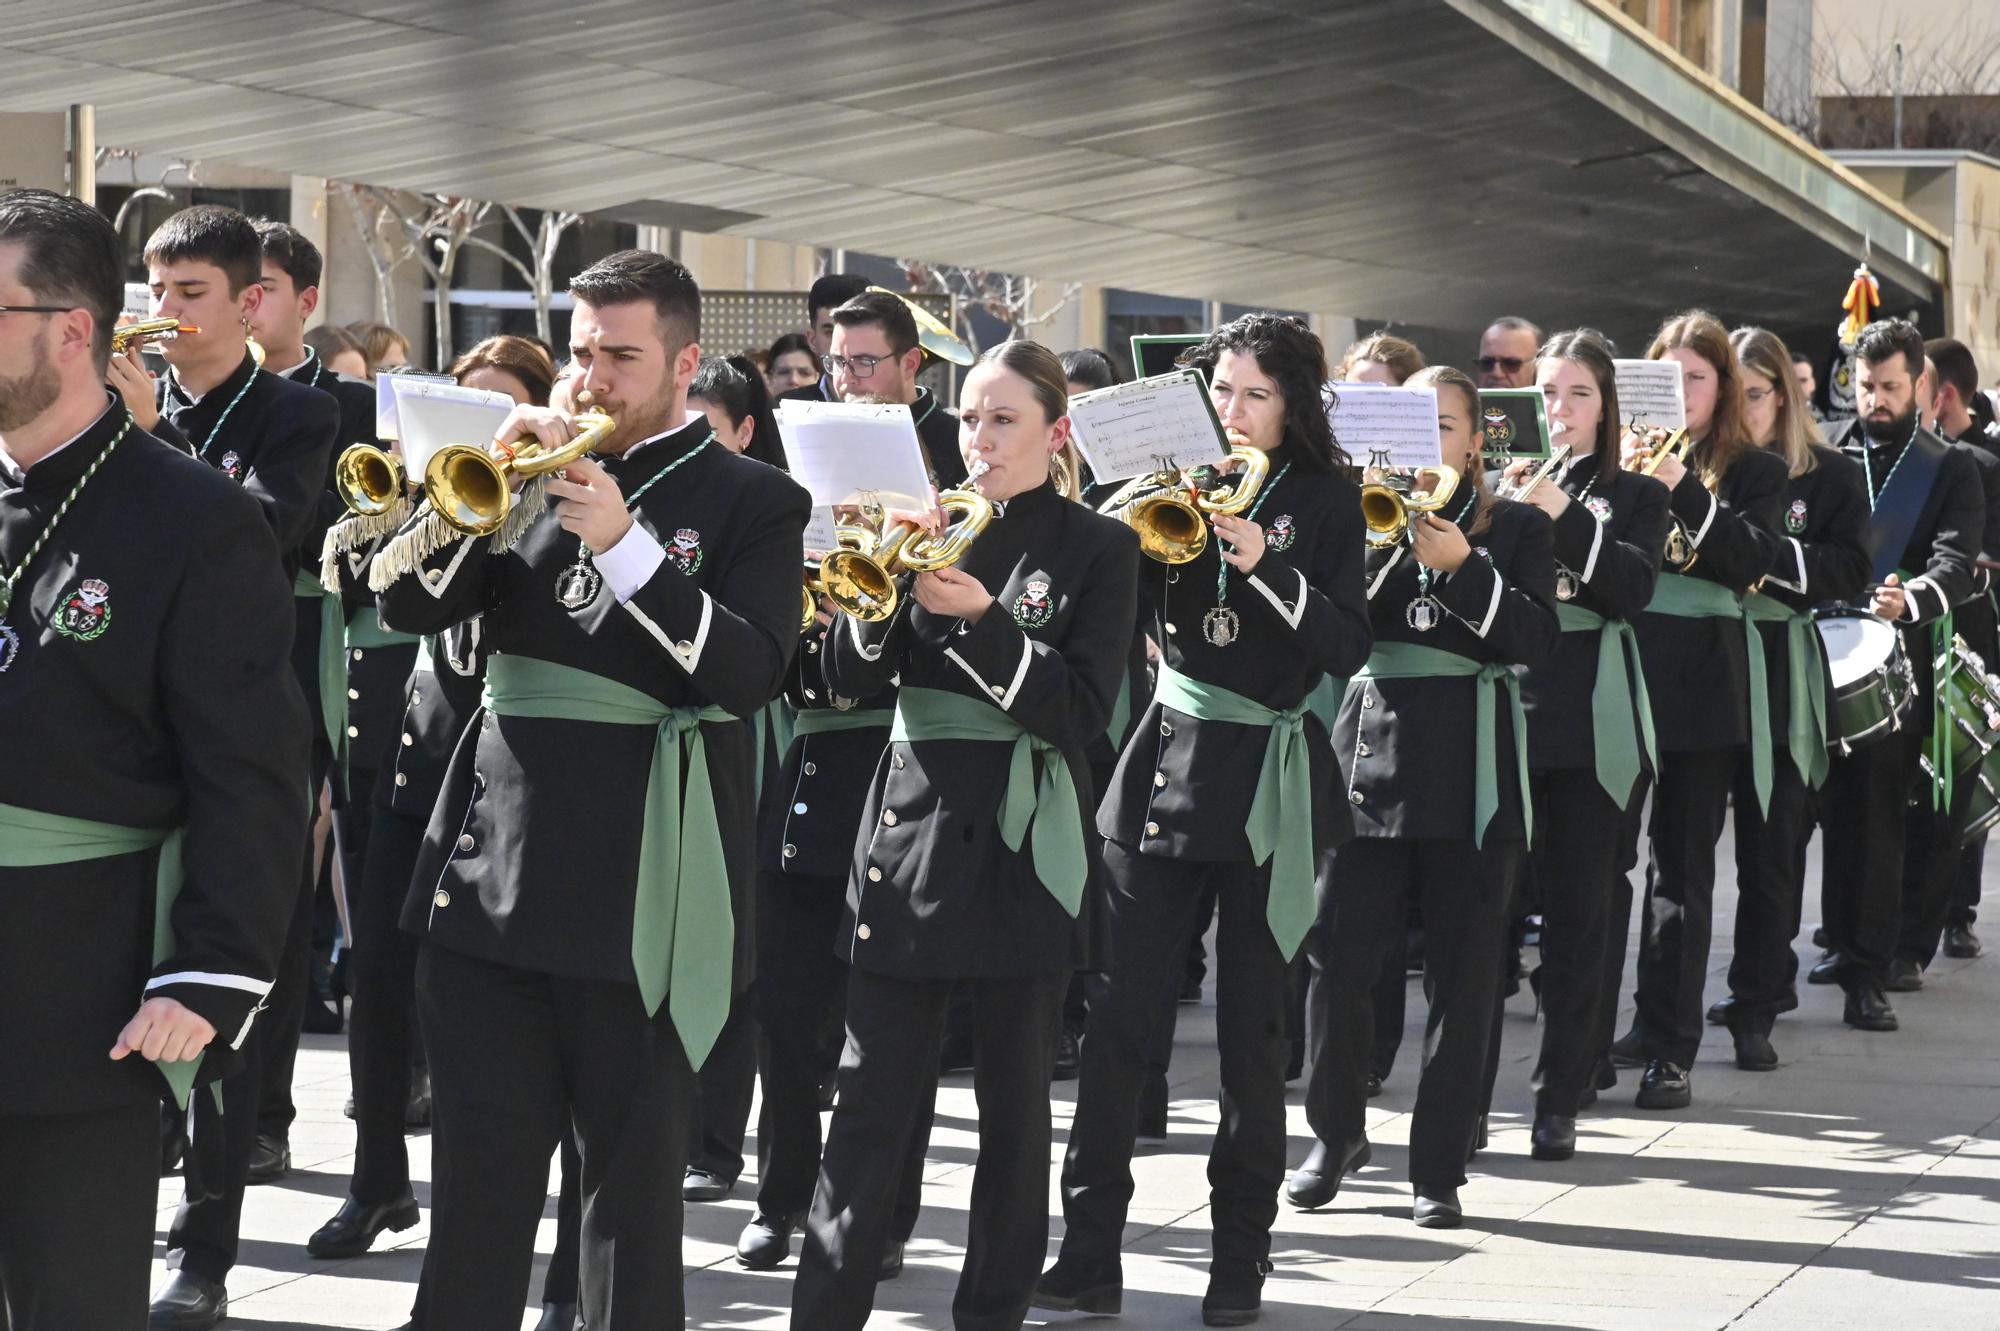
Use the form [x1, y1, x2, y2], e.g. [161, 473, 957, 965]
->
[112, 318, 199, 352]
[1498, 444, 1572, 505]
[424, 410, 617, 537]
[1360, 464, 1462, 548]
[801, 527, 872, 629]
[1630, 425, 1691, 477]
[334, 443, 408, 517]
[1097, 438, 1272, 564]
[821, 470, 994, 621]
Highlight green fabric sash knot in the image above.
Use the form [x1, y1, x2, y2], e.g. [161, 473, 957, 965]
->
[889, 686, 1086, 918]
[344, 607, 422, 650]
[480, 654, 736, 1070]
[1304, 674, 1347, 737]
[1742, 591, 1830, 790]
[0, 804, 199, 1107]
[1647, 573, 1773, 815]
[293, 569, 347, 764]
[1152, 665, 1315, 961]
[1555, 603, 1659, 809]
[1354, 642, 1533, 847]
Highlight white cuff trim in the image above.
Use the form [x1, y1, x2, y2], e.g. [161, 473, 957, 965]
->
[944, 636, 1032, 709]
[1245, 567, 1308, 630]
[1773, 536, 1809, 593]
[146, 972, 275, 998]
[420, 535, 478, 599]
[1689, 489, 1718, 548]
[1580, 519, 1605, 583]
[1899, 576, 1937, 622]
[846, 610, 887, 661]
[625, 590, 714, 673]
[1460, 572, 1504, 638]
[598, 524, 668, 603]
[1366, 546, 1405, 600]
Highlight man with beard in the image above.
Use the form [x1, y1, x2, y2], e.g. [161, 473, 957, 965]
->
[1814, 319, 1981, 1033]
[372, 249, 808, 1327]
[0, 188, 309, 1330]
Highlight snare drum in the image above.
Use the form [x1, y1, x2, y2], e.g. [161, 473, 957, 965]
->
[1963, 748, 2000, 843]
[1816, 611, 1913, 754]
[1937, 636, 2000, 777]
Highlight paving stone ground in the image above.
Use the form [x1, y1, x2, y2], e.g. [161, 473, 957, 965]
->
[155, 823, 2000, 1329]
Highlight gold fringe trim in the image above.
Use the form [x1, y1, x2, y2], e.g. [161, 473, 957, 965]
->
[317, 505, 408, 592]
[486, 475, 548, 556]
[369, 504, 456, 593]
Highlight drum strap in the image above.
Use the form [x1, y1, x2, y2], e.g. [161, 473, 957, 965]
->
[1867, 434, 1945, 583]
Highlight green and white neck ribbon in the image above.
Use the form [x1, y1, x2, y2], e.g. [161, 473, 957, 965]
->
[0, 804, 198, 1108]
[1152, 664, 1315, 960]
[480, 654, 736, 1070]
[1354, 641, 1532, 847]
[293, 569, 348, 762]
[1554, 603, 1658, 808]
[889, 686, 1086, 917]
[1741, 591, 1830, 790]
[1647, 573, 1773, 815]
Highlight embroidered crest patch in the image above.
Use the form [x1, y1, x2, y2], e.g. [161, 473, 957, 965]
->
[1785, 498, 1808, 535]
[664, 527, 704, 575]
[1481, 407, 1516, 461]
[219, 450, 243, 480]
[1265, 515, 1297, 552]
[53, 577, 111, 642]
[1473, 546, 1494, 566]
[1012, 578, 1055, 628]
[1584, 495, 1613, 524]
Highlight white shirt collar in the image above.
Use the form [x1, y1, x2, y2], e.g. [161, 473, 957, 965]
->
[616, 409, 708, 461]
[0, 395, 120, 485]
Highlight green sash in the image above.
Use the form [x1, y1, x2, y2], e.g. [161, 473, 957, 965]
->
[480, 655, 736, 1070]
[293, 570, 346, 762]
[1354, 642, 1533, 847]
[889, 686, 1086, 917]
[753, 699, 799, 794]
[344, 607, 421, 650]
[792, 706, 893, 737]
[1152, 665, 1315, 961]
[1647, 573, 1773, 815]
[1106, 672, 1135, 750]
[1555, 603, 1658, 809]
[1742, 592, 1830, 790]
[1304, 674, 1347, 738]
[0, 804, 199, 1108]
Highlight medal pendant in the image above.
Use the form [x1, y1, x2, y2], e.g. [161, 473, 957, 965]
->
[1202, 606, 1241, 647]
[1406, 596, 1440, 632]
[0, 621, 18, 672]
[0, 583, 10, 617]
[1665, 524, 1691, 569]
[555, 557, 603, 610]
[1556, 568, 1579, 602]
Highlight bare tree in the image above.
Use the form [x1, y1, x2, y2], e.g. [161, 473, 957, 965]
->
[897, 261, 1083, 351]
[337, 183, 418, 329]
[97, 149, 195, 239]
[1811, 13, 2000, 153]
[360, 192, 495, 368]
[470, 205, 583, 346]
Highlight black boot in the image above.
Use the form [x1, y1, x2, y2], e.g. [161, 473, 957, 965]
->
[1843, 983, 1898, 1031]
[148, 1271, 227, 1330]
[1731, 1024, 1778, 1071]
[1412, 1184, 1462, 1229]
[1202, 1259, 1272, 1326]
[1634, 1059, 1691, 1110]
[1033, 1255, 1123, 1314]
[1283, 1136, 1371, 1209]
[1530, 1113, 1576, 1161]
[1608, 1023, 1644, 1068]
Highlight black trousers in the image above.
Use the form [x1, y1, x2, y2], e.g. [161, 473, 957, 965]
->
[1528, 768, 1630, 1115]
[416, 942, 694, 1331]
[753, 873, 931, 1231]
[1820, 727, 1919, 988]
[687, 995, 757, 1182]
[1724, 750, 1814, 1033]
[1060, 845, 1291, 1274]
[348, 804, 425, 1204]
[1899, 769, 1978, 968]
[795, 968, 1065, 1331]
[256, 750, 336, 1143]
[1633, 747, 1737, 1067]
[1310, 836, 1516, 1187]
[1951, 833, 1985, 926]
[0, 1102, 156, 1330]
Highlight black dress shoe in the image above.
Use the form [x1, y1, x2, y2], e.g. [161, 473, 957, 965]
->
[1943, 923, 1982, 959]
[1412, 1184, 1462, 1229]
[1202, 1259, 1272, 1326]
[878, 1238, 905, 1281]
[1530, 1113, 1576, 1161]
[1608, 1024, 1644, 1068]
[1284, 1136, 1372, 1209]
[308, 1194, 422, 1258]
[1365, 1072, 1383, 1098]
[1812, 923, 1829, 948]
[1707, 992, 1797, 1025]
[735, 1212, 800, 1270]
[1885, 957, 1925, 992]
[533, 1303, 577, 1331]
[1135, 1073, 1169, 1147]
[1635, 1059, 1691, 1110]
[149, 1270, 227, 1330]
[682, 1168, 734, 1202]
[246, 1133, 290, 1184]
[1732, 1028, 1778, 1071]
[1807, 949, 1843, 984]
[1844, 983, 1898, 1031]
[406, 1064, 433, 1128]
[1032, 1256, 1123, 1314]
[1051, 1026, 1081, 1081]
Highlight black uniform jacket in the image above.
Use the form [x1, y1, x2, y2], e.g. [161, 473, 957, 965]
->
[334, 535, 423, 778]
[1341, 497, 1559, 840]
[0, 403, 311, 1114]
[1944, 435, 2000, 666]
[759, 614, 895, 880]
[1099, 446, 1372, 861]
[1632, 443, 1788, 752]
[1516, 454, 1670, 773]
[376, 618, 488, 822]
[779, 381, 968, 490]
[377, 417, 810, 988]
[1754, 445, 1871, 732]
[823, 481, 1140, 978]
[150, 349, 340, 582]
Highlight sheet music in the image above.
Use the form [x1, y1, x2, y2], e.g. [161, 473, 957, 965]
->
[1067, 370, 1229, 482]
[373, 370, 456, 441]
[803, 505, 841, 556]
[1326, 384, 1442, 469]
[392, 378, 515, 480]
[775, 400, 934, 508]
[1613, 359, 1688, 431]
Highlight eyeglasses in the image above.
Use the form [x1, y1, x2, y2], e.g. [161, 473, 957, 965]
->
[1477, 355, 1527, 374]
[1743, 387, 1776, 404]
[0, 305, 72, 317]
[822, 353, 901, 379]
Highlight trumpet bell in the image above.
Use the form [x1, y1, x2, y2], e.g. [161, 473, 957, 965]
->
[425, 444, 511, 537]
[865, 286, 974, 367]
[335, 443, 408, 517]
[1361, 464, 1461, 547]
[1128, 490, 1209, 564]
[821, 547, 901, 621]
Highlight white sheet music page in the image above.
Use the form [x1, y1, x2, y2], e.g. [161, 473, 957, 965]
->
[1326, 383, 1442, 470]
[775, 400, 934, 509]
[392, 377, 515, 479]
[1067, 370, 1230, 482]
[1612, 359, 1688, 432]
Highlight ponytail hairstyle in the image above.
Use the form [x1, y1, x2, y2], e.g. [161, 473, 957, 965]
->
[1180, 313, 1345, 471]
[688, 353, 787, 470]
[1536, 327, 1623, 463]
[1407, 364, 1494, 537]
[975, 340, 1082, 500]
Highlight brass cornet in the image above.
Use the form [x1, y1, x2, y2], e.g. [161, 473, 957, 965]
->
[1629, 425, 1691, 477]
[821, 471, 994, 621]
[1497, 444, 1572, 505]
[1097, 438, 1272, 565]
[1360, 464, 1461, 547]
[334, 443, 408, 517]
[111, 318, 198, 352]
[424, 410, 617, 538]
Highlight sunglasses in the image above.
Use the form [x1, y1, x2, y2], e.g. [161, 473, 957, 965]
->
[1478, 355, 1527, 375]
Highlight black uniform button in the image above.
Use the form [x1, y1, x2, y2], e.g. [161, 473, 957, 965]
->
[347, 725, 360, 738]
[347, 688, 360, 700]
[805, 688, 818, 701]
[856, 923, 872, 940]
[1160, 721, 1174, 737]
[457, 833, 476, 852]
[411, 690, 422, 705]
[1165, 623, 1177, 635]
[402, 732, 415, 746]
[806, 641, 819, 655]
[893, 753, 906, 770]
[783, 844, 797, 858]
[793, 801, 808, 815]
[867, 867, 882, 883]
[1361, 694, 1375, 710]
[1145, 820, 1160, 837]
[803, 761, 817, 776]
[882, 810, 898, 827]
[1154, 771, 1168, 788]
[1349, 790, 1364, 805]
[394, 773, 408, 787]
[1357, 742, 1372, 758]
[433, 890, 450, 908]
[351, 649, 365, 662]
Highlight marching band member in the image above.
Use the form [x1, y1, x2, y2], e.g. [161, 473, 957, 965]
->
[1609, 311, 1785, 1112]
[374, 250, 809, 1328]
[792, 340, 1139, 1330]
[1708, 328, 1867, 1069]
[1506, 330, 1669, 1159]
[1039, 314, 1370, 1328]
[1302, 366, 1557, 1224]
